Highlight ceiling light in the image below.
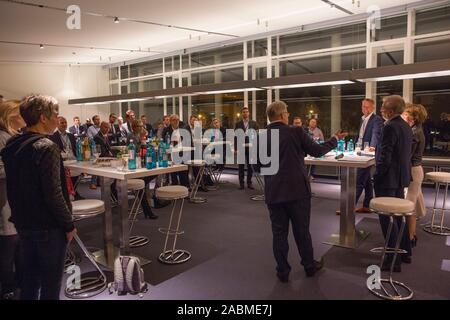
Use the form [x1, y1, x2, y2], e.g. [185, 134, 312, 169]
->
[262, 80, 354, 90]
[356, 71, 450, 82]
[39, 44, 44, 49]
[114, 17, 120, 24]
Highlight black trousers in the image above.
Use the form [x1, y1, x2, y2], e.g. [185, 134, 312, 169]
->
[238, 148, 253, 185]
[374, 187, 412, 263]
[111, 177, 156, 217]
[267, 199, 314, 276]
[0, 234, 21, 295]
[170, 172, 189, 188]
[19, 229, 67, 300]
[355, 167, 374, 208]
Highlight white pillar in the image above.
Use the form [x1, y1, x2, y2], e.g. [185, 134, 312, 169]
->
[403, 9, 415, 103]
[214, 54, 223, 120]
[331, 33, 341, 135]
[163, 57, 167, 116]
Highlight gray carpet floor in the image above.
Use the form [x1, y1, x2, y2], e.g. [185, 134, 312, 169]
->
[63, 173, 450, 300]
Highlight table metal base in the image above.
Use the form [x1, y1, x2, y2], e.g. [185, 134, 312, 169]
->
[158, 249, 191, 264]
[129, 236, 150, 248]
[189, 197, 207, 204]
[323, 229, 370, 248]
[250, 194, 265, 201]
[91, 247, 151, 269]
[423, 224, 450, 236]
[368, 278, 414, 300]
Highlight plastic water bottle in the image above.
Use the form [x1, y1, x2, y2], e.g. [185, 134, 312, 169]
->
[347, 139, 354, 154]
[337, 139, 345, 155]
[146, 142, 156, 169]
[89, 138, 96, 160]
[158, 141, 164, 168]
[128, 139, 136, 170]
[76, 138, 83, 162]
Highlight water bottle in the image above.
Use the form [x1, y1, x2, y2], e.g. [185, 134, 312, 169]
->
[158, 141, 164, 168]
[89, 138, 96, 160]
[146, 143, 156, 169]
[128, 139, 136, 170]
[337, 139, 345, 155]
[347, 139, 354, 154]
[76, 138, 83, 161]
[162, 143, 168, 168]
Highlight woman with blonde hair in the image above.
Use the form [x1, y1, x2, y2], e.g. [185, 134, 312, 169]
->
[0, 99, 26, 299]
[402, 103, 427, 248]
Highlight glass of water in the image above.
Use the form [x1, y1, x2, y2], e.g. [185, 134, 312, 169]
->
[364, 142, 370, 152]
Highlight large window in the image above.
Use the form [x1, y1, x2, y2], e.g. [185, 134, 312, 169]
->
[413, 76, 450, 157]
[416, 5, 450, 35]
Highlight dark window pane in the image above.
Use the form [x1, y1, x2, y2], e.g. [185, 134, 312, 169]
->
[377, 50, 404, 67]
[413, 76, 450, 157]
[416, 5, 450, 35]
[415, 40, 450, 62]
[375, 15, 407, 41]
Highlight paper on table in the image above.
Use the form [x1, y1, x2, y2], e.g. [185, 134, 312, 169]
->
[338, 154, 373, 161]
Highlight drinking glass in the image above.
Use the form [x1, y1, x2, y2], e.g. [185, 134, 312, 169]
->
[364, 142, 369, 152]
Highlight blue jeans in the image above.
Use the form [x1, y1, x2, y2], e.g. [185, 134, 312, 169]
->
[18, 229, 67, 300]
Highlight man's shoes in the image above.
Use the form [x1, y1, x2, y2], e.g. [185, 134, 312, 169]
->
[144, 213, 158, 219]
[276, 273, 289, 283]
[401, 255, 412, 264]
[247, 184, 255, 190]
[335, 210, 340, 215]
[305, 258, 324, 277]
[355, 207, 371, 213]
[89, 184, 97, 190]
[198, 186, 209, 192]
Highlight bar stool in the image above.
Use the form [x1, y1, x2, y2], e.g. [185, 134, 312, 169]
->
[423, 172, 450, 236]
[127, 179, 150, 247]
[187, 160, 207, 204]
[368, 197, 414, 300]
[250, 164, 265, 201]
[65, 199, 108, 299]
[156, 185, 191, 264]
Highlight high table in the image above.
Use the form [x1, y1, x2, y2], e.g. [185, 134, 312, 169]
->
[305, 153, 375, 249]
[65, 161, 188, 268]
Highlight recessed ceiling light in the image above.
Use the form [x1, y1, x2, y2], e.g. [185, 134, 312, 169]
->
[114, 17, 120, 24]
[39, 44, 44, 49]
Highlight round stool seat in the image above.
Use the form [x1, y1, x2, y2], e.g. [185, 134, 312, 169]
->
[186, 160, 206, 166]
[426, 172, 450, 183]
[127, 179, 145, 191]
[72, 199, 105, 218]
[369, 197, 414, 216]
[156, 186, 189, 200]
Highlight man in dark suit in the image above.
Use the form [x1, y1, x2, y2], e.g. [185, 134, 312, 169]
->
[94, 122, 117, 158]
[354, 98, 383, 213]
[141, 115, 154, 138]
[68, 116, 86, 139]
[162, 114, 190, 187]
[235, 106, 259, 189]
[51, 116, 83, 200]
[264, 101, 346, 282]
[374, 95, 413, 272]
[107, 113, 121, 146]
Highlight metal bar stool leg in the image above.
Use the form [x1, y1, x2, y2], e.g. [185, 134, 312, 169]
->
[189, 165, 206, 204]
[129, 188, 150, 248]
[158, 198, 191, 264]
[65, 234, 108, 299]
[424, 181, 450, 235]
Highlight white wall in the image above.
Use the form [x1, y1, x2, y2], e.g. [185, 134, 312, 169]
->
[0, 63, 110, 123]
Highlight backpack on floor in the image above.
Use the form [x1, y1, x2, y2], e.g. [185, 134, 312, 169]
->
[109, 256, 147, 296]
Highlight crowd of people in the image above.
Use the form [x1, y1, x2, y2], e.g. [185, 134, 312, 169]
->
[0, 92, 430, 299]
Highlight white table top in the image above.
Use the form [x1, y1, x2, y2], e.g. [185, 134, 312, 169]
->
[64, 161, 188, 180]
[305, 152, 375, 168]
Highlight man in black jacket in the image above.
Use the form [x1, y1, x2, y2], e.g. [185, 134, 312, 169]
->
[162, 114, 190, 187]
[264, 101, 346, 282]
[1, 94, 76, 300]
[235, 106, 259, 189]
[51, 116, 83, 200]
[68, 116, 86, 139]
[374, 95, 413, 271]
[94, 122, 117, 158]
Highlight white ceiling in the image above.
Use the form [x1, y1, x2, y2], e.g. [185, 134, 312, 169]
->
[0, 0, 415, 65]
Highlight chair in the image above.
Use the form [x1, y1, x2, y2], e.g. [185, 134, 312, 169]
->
[423, 172, 450, 236]
[368, 197, 414, 300]
[187, 160, 207, 204]
[156, 186, 191, 264]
